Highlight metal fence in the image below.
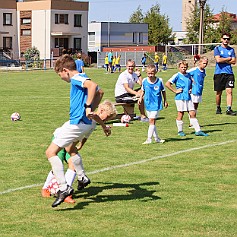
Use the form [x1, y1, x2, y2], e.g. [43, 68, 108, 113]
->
[97, 51, 155, 69]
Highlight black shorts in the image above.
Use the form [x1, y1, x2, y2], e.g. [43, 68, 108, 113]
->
[214, 74, 235, 91]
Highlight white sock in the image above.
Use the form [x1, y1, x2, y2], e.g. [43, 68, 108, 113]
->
[189, 110, 197, 126]
[176, 120, 183, 132]
[148, 124, 155, 140]
[71, 154, 85, 178]
[42, 170, 54, 189]
[65, 169, 76, 187]
[48, 156, 67, 191]
[152, 125, 159, 140]
[190, 118, 200, 132]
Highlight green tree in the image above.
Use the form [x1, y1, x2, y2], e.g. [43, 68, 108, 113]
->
[129, 5, 143, 23]
[186, 4, 215, 43]
[129, 3, 173, 45]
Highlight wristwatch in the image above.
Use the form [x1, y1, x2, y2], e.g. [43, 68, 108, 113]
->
[84, 103, 92, 108]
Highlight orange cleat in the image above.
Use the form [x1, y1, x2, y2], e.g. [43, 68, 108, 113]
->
[64, 195, 75, 204]
[41, 188, 51, 198]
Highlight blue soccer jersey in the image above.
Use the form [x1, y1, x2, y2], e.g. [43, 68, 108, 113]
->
[214, 45, 236, 75]
[75, 59, 84, 73]
[69, 74, 92, 125]
[187, 67, 206, 96]
[168, 72, 192, 101]
[142, 77, 165, 111]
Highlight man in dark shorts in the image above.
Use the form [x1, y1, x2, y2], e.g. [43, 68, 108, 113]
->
[214, 33, 236, 115]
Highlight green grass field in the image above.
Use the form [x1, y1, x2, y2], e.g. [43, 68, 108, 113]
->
[0, 66, 237, 237]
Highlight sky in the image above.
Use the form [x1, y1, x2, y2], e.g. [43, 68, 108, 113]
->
[79, 0, 237, 31]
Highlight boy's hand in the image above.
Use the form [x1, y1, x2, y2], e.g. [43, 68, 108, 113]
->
[164, 101, 169, 108]
[176, 88, 183, 94]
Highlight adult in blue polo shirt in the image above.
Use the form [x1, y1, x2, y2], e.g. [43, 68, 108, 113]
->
[214, 32, 236, 116]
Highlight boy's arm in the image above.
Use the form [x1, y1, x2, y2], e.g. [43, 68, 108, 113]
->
[91, 114, 111, 136]
[162, 91, 168, 108]
[165, 80, 182, 94]
[138, 90, 144, 105]
[83, 80, 98, 117]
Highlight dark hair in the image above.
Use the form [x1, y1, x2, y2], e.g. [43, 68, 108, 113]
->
[222, 32, 231, 38]
[54, 54, 76, 73]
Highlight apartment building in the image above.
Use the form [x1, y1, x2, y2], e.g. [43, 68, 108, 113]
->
[0, 0, 89, 60]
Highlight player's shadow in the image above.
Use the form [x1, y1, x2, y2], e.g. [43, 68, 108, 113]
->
[165, 137, 193, 142]
[202, 122, 237, 127]
[58, 181, 161, 211]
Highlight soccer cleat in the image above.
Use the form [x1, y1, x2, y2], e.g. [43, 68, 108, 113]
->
[155, 138, 165, 143]
[140, 117, 149, 122]
[52, 185, 74, 208]
[216, 107, 222, 114]
[77, 175, 91, 190]
[64, 195, 75, 204]
[226, 109, 236, 116]
[178, 131, 186, 136]
[41, 188, 51, 198]
[195, 131, 209, 136]
[142, 139, 152, 145]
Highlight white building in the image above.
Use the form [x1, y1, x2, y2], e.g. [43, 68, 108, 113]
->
[0, 0, 89, 60]
[88, 21, 149, 52]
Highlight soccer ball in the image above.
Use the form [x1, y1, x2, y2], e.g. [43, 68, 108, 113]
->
[121, 114, 131, 123]
[11, 112, 21, 121]
[47, 177, 59, 195]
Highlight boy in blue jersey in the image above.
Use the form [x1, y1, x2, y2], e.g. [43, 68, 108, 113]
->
[75, 52, 85, 73]
[187, 56, 208, 128]
[165, 61, 208, 137]
[138, 64, 168, 144]
[214, 33, 236, 115]
[45, 54, 112, 207]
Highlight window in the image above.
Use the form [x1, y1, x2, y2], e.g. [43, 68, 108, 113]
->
[55, 38, 69, 48]
[22, 18, 31, 24]
[21, 30, 31, 36]
[55, 14, 68, 24]
[3, 37, 12, 49]
[3, 13, 12, 25]
[139, 33, 143, 44]
[74, 14, 82, 27]
[133, 32, 137, 44]
[74, 38, 82, 51]
[88, 32, 95, 41]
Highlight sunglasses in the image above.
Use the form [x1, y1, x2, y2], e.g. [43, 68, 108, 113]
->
[223, 38, 230, 40]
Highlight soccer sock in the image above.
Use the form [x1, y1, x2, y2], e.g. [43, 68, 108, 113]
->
[65, 169, 76, 187]
[176, 120, 183, 132]
[227, 105, 231, 110]
[189, 110, 197, 126]
[42, 170, 54, 189]
[48, 156, 67, 191]
[152, 125, 159, 140]
[190, 118, 201, 132]
[148, 124, 155, 140]
[71, 154, 85, 179]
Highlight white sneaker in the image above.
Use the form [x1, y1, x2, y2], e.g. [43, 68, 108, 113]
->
[155, 138, 165, 143]
[142, 139, 152, 144]
[140, 117, 149, 122]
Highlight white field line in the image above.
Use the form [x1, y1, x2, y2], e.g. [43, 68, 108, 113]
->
[0, 140, 235, 195]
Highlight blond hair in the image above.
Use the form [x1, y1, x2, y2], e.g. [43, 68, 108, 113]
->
[178, 60, 188, 68]
[98, 100, 117, 119]
[146, 64, 156, 72]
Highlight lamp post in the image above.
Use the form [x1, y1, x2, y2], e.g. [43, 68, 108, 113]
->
[198, 0, 207, 55]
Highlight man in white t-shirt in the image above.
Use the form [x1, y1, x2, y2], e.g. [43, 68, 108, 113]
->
[115, 59, 148, 121]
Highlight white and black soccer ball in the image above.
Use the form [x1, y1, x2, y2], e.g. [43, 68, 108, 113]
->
[11, 112, 21, 121]
[121, 114, 131, 123]
[47, 177, 59, 195]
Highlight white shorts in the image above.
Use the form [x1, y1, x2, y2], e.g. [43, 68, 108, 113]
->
[175, 100, 195, 112]
[146, 110, 160, 119]
[53, 121, 93, 148]
[191, 94, 202, 103]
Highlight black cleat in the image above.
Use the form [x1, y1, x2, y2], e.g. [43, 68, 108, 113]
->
[216, 107, 222, 114]
[226, 109, 236, 116]
[52, 185, 74, 208]
[77, 176, 91, 190]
